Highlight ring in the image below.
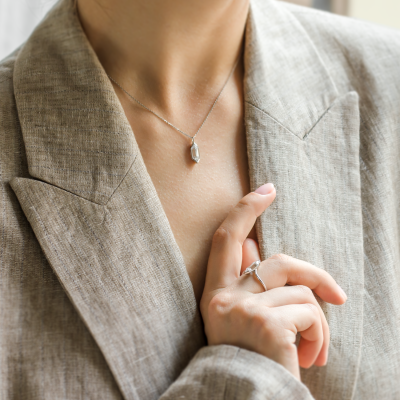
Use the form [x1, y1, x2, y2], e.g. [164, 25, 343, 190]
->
[243, 260, 267, 292]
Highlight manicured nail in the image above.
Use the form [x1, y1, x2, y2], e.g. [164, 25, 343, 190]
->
[337, 284, 347, 300]
[254, 183, 274, 195]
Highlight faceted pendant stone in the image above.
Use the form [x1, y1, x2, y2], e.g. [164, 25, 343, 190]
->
[190, 141, 200, 163]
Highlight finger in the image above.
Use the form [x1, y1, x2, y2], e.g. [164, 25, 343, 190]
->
[280, 255, 347, 305]
[219, 183, 275, 245]
[271, 303, 323, 369]
[241, 238, 261, 275]
[238, 254, 347, 305]
[205, 183, 276, 292]
[258, 286, 330, 366]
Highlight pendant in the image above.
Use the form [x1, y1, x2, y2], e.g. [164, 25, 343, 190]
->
[190, 138, 200, 163]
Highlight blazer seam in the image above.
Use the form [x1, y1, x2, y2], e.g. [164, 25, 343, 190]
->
[245, 100, 300, 139]
[105, 152, 139, 206]
[246, 94, 356, 142]
[302, 99, 338, 140]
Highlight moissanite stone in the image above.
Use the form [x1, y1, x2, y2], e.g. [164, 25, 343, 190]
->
[190, 141, 200, 163]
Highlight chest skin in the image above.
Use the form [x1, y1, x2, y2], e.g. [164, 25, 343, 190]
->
[113, 65, 257, 303]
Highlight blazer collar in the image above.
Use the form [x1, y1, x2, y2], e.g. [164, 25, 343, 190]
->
[13, 0, 339, 204]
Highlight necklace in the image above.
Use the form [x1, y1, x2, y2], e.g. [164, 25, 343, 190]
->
[107, 55, 241, 164]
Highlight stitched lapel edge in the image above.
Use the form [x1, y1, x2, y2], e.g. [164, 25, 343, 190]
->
[244, 0, 339, 139]
[13, 0, 137, 205]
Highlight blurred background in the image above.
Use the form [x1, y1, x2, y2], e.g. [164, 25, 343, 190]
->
[0, 0, 399, 61]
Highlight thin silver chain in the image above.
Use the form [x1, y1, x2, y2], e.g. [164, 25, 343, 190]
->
[107, 54, 241, 143]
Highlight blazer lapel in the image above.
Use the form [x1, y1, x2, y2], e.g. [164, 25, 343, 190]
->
[11, 159, 204, 400]
[244, 2, 364, 400]
[11, 1, 204, 399]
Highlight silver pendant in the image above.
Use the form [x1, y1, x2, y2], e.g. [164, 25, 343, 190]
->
[190, 139, 200, 163]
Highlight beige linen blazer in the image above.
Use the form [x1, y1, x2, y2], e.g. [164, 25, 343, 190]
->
[1, 0, 400, 398]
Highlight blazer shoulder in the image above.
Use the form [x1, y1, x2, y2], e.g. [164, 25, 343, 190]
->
[0, 48, 29, 186]
[281, 1, 400, 51]
[283, 3, 400, 57]
[0, 48, 20, 137]
[279, 3, 400, 101]
[0, 48, 19, 94]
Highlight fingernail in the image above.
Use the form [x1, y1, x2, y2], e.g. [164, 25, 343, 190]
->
[337, 284, 347, 300]
[254, 183, 274, 195]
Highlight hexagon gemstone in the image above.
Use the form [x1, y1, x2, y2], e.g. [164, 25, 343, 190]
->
[190, 141, 200, 163]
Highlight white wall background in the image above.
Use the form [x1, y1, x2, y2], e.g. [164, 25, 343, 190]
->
[349, 0, 400, 30]
[0, 0, 58, 61]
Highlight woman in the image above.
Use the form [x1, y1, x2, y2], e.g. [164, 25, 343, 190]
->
[1, 0, 399, 398]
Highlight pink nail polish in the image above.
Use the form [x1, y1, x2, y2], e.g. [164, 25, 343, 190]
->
[254, 183, 274, 195]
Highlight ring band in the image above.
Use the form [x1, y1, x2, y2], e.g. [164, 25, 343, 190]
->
[243, 260, 267, 292]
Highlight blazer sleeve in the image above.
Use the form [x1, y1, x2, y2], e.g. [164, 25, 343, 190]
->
[160, 345, 314, 400]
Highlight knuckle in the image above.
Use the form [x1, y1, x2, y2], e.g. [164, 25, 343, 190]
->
[297, 285, 313, 296]
[304, 303, 319, 317]
[270, 253, 290, 263]
[212, 227, 230, 245]
[237, 194, 257, 213]
[231, 298, 253, 320]
[208, 292, 232, 319]
[278, 337, 297, 354]
[268, 253, 290, 276]
[255, 311, 277, 337]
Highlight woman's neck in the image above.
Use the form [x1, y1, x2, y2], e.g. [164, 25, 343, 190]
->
[77, 0, 249, 113]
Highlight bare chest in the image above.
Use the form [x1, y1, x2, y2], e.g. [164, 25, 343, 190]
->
[116, 76, 255, 302]
[135, 121, 255, 303]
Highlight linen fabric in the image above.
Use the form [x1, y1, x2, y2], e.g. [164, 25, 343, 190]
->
[0, 0, 399, 398]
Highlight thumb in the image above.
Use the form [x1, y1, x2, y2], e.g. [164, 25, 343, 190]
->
[241, 238, 262, 275]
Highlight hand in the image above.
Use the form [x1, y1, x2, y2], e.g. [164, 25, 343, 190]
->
[199, 183, 347, 380]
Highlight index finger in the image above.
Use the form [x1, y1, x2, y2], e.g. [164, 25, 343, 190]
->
[204, 183, 276, 292]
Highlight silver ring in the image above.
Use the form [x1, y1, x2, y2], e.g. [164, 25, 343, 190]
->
[243, 260, 267, 292]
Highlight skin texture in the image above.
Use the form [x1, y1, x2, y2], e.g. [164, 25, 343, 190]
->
[77, 0, 347, 379]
